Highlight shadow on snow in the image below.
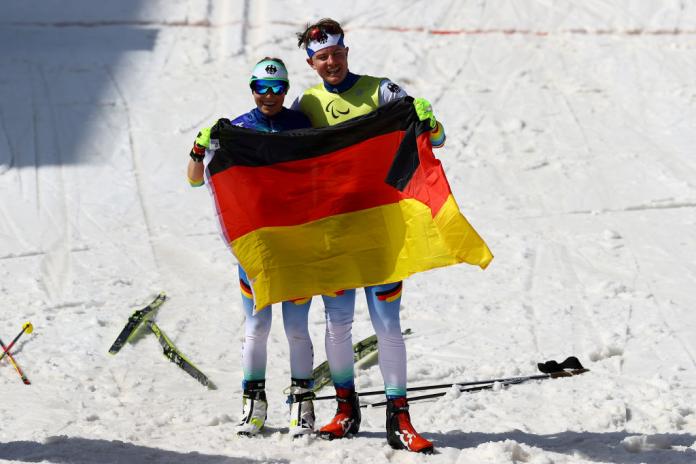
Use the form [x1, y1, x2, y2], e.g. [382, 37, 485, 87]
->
[0, 1, 157, 167]
[0, 436, 286, 464]
[429, 429, 696, 463]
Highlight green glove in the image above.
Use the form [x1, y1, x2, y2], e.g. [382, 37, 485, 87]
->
[413, 97, 436, 129]
[195, 127, 212, 149]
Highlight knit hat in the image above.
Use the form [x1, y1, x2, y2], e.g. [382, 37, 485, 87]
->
[249, 59, 289, 84]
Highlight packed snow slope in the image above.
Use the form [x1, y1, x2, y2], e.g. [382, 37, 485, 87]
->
[1, 1, 696, 463]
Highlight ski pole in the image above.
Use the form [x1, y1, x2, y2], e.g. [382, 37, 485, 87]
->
[363, 375, 547, 407]
[362, 368, 589, 408]
[316, 374, 548, 400]
[0, 322, 33, 363]
[0, 337, 30, 385]
[316, 356, 587, 401]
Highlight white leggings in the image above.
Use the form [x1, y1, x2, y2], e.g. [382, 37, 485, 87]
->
[238, 266, 313, 384]
[324, 282, 406, 397]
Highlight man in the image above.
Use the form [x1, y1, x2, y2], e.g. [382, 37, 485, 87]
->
[293, 18, 445, 454]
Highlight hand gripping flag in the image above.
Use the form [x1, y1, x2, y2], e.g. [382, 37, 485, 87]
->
[207, 97, 493, 310]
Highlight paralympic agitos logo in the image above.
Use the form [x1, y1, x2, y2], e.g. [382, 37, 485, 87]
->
[325, 100, 350, 119]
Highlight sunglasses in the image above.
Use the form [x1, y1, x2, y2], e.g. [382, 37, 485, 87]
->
[251, 80, 288, 95]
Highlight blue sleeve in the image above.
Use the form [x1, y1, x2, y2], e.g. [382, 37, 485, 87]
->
[229, 113, 251, 128]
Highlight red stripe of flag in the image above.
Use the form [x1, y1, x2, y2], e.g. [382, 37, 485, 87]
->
[211, 132, 406, 241]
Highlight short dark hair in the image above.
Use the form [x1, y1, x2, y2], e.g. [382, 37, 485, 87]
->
[296, 18, 344, 49]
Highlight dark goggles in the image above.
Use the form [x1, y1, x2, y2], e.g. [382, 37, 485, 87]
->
[250, 80, 288, 95]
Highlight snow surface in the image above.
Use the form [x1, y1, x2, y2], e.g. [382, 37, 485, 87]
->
[2, 1, 696, 463]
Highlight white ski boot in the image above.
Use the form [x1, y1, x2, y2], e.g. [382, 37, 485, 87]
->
[287, 378, 316, 437]
[236, 380, 267, 437]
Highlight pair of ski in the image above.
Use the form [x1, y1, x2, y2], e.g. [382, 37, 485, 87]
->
[0, 322, 33, 385]
[115, 293, 408, 393]
[112, 294, 589, 404]
[314, 355, 588, 408]
[108, 292, 215, 389]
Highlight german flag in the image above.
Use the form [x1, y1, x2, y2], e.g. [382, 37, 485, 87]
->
[208, 97, 493, 310]
[376, 282, 403, 303]
[239, 278, 253, 300]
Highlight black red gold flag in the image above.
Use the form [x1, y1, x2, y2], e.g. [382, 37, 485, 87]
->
[207, 97, 492, 309]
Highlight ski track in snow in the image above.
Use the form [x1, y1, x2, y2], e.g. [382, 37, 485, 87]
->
[105, 65, 161, 272]
[2, 1, 696, 463]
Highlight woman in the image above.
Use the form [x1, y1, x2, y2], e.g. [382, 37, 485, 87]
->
[187, 57, 316, 438]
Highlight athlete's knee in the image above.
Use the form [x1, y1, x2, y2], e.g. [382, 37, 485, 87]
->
[379, 313, 403, 334]
[325, 320, 352, 345]
[282, 304, 309, 333]
[377, 330, 405, 351]
[245, 311, 272, 339]
[284, 320, 311, 343]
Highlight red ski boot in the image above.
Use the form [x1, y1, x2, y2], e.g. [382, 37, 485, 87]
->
[386, 397, 434, 454]
[319, 387, 361, 439]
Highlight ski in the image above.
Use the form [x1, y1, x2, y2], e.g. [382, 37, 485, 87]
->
[303, 328, 413, 393]
[147, 320, 215, 389]
[108, 292, 167, 355]
[362, 358, 589, 408]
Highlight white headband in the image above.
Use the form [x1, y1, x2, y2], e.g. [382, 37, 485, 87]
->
[307, 32, 345, 57]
